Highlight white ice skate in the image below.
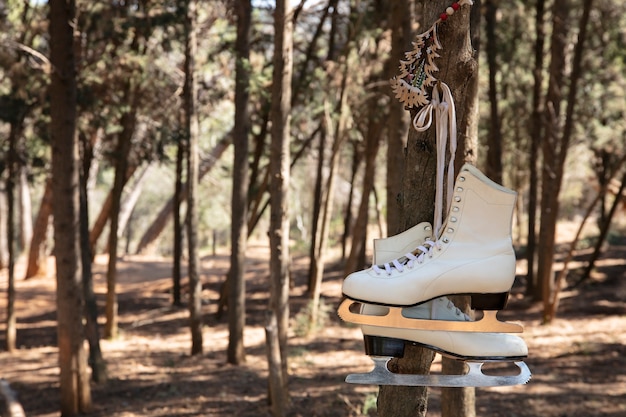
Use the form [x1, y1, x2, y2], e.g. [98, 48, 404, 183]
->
[340, 218, 531, 387]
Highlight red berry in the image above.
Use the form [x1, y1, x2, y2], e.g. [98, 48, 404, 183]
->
[440, 12, 448, 20]
[452, 2, 460, 10]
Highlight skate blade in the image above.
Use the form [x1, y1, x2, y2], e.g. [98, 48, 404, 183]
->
[337, 299, 523, 333]
[345, 356, 532, 387]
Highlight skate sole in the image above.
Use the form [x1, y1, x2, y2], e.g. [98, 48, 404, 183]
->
[338, 299, 524, 333]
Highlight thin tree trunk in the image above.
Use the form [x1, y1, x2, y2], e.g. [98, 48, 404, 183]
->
[579, 171, 626, 285]
[5, 122, 18, 353]
[539, 0, 593, 323]
[25, 177, 53, 279]
[228, 0, 252, 366]
[78, 132, 107, 383]
[104, 90, 136, 340]
[89, 165, 137, 257]
[267, 0, 294, 413]
[344, 113, 384, 275]
[49, 0, 92, 411]
[386, 0, 412, 236]
[18, 167, 33, 251]
[537, 0, 570, 320]
[526, 0, 545, 299]
[183, 0, 203, 356]
[172, 135, 184, 307]
[484, 0, 503, 184]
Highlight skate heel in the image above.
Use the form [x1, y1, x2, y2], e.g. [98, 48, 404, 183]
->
[471, 292, 509, 310]
[364, 336, 406, 358]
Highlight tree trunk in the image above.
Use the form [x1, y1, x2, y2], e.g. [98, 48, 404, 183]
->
[18, 167, 33, 251]
[267, 0, 294, 413]
[89, 164, 137, 256]
[228, 0, 252, 366]
[344, 111, 384, 275]
[580, 171, 626, 284]
[379, 1, 477, 416]
[78, 132, 107, 384]
[183, 0, 203, 356]
[104, 89, 136, 340]
[484, 0, 503, 184]
[539, 0, 593, 323]
[526, 0, 546, 299]
[5, 118, 18, 353]
[172, 135, 184, 307]
[49, 0, 92, 412]
[24, 177, 52, 279]
[386, 0, 412, 236]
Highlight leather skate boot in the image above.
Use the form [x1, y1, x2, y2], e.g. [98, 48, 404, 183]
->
[342, 163, 517, 310]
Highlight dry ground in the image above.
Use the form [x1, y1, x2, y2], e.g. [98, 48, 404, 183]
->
[1, 237, 625, 417]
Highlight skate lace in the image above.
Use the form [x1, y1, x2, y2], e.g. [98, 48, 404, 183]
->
[372, 239, 439, 275]
[414, 82, 457, 238]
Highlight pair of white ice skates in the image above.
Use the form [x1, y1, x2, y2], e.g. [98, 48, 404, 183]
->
[338, 164, 531, 387]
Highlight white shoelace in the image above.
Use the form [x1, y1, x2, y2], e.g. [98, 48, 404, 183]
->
[414, 82, 457, 237]
[372, 239, 439, 275]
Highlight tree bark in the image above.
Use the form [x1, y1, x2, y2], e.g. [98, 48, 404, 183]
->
[172, 134, 184, 307]
[539, 0, 593, 323]
[49, 0, 92, 412]
[228, 0, 252, 366]
[484, 0, 503, 184]
[24, 177, 52, 279]
[267, 0, 294, 413]
[386, 0, 412, 236]
[183, 0, 203, 356]
[104, 87, 136, 340]
[379, 1, 477, 416]
[526, 0, 546, 299]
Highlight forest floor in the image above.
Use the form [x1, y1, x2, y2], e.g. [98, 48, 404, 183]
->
[1, 228, 626, 417]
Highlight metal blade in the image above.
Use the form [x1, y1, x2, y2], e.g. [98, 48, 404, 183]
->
[345, 356, 532, 388]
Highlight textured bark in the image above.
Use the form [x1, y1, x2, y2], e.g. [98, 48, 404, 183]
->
[172, 136, 184, 307]
[386, 0, 412, 236]
[228, 0, 251, 366]
[379, 1, 477, 416]
[539, 0, 592, 322]
[78, 133, 107, 384]
[267, 0, 293, 413]
[104, 90, 136, 340]
[49, 0, 92, 412]
[526, 0, 546, 299]
[183, 0, 203, 356]
[484, 0, 503, 184]
[24, 178, 52, 279]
